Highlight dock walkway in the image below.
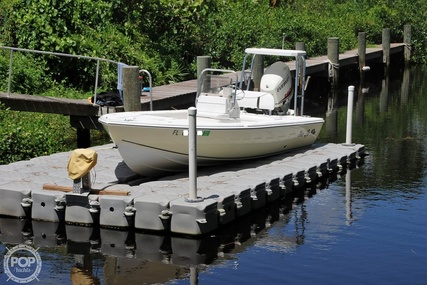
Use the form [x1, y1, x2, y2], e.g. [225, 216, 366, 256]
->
[0, 43, 405, 121]
[0, 142, 366, 235]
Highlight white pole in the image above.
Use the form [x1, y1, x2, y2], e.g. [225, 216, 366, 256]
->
[345, 86, 355, 145]
[188, 107, 198, 201]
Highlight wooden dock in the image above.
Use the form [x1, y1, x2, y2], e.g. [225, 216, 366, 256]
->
[0, 142, 367, 235]
[0, 43, 405, 124]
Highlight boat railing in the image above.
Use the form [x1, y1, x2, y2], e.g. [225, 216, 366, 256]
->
[139, 69, 153, 111]
[0, 46, 124, 105]
[197, 68, 241, 118]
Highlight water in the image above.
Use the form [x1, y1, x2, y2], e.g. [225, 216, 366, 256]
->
[1, 65, 427, 285]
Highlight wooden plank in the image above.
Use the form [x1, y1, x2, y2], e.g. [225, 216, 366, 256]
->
[42, 183, 130, 196]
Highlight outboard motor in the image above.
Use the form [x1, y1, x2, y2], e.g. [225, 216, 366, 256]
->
[260, 61, 293, 113]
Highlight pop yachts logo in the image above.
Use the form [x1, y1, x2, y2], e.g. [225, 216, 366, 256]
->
[3, 244, 42, 283]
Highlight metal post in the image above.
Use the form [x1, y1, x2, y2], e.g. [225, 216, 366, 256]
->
[345, 86, 355, 145]
[93, 60, 100, 103]
[7, 50, 13, 96]
[282, 33, 286, 49]
[187, 107, 203, 202]
[139, 69, 153, 111]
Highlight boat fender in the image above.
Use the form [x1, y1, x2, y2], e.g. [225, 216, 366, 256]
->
[20, 198, 33, 208]
[159, 209, 173, 220]
[123, 206, 136, 217]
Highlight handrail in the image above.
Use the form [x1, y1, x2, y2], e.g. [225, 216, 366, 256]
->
[0, 46, 124, 104]
[139, 69, 153, 111]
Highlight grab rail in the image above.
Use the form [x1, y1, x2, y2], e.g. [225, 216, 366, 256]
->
[0, 46, 124, 105]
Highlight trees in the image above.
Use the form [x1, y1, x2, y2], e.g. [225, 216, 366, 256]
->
[0, 0, 426, 164]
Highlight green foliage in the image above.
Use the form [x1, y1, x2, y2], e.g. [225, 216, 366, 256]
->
[0, 0, 426, 164]
[0, 104, 72, 164]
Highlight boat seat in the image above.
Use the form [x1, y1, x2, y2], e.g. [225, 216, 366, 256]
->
[237, 90, 275, 111]
[196, 94, 231, 117]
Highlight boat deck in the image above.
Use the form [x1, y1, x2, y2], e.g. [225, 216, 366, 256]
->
[0, 142, 366, 235]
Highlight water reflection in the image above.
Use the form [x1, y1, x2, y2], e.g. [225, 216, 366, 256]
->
[0, 166, 359, 284]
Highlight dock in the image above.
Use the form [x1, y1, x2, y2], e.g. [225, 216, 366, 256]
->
[0, 43, 405, 120]
[0, 142, 366, 236]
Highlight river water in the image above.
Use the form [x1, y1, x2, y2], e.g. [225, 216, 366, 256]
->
[1, 65, 426, 285]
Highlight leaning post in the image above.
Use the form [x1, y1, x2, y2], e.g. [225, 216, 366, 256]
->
[123, 66, 141, 112]
[327, 37, 340, 88]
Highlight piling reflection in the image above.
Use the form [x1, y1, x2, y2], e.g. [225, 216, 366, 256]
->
[379, 73, 389, 113]
[325, 88, 338, 139]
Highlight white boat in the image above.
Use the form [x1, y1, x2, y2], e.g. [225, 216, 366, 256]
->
[99, 48, 324, 176]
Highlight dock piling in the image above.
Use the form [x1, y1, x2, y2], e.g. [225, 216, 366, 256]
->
[252, 54, 264, 91]
[327, 37, 340, 88]
[404, 24, 412, 64]
[123, 66, 141, 112]
[382, 28, 391, 72]
[358, 32, 368, 76]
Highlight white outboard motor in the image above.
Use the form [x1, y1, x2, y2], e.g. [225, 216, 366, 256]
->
[260, 61, 293, 113]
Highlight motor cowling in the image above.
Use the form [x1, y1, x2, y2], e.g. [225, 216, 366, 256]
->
[260, 61, 293, 113]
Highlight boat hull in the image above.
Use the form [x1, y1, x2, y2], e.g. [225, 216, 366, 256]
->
[99, 110, 324, 176]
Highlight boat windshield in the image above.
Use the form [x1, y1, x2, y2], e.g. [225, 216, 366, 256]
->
[199, 73, 235, 96]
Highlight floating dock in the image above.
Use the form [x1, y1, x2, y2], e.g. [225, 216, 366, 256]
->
[0, 143, 366, 236]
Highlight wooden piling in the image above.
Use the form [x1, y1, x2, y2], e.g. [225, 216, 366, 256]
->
[197, 56, 211, 79]
[404, 24, 412, 64]
[295, 42, 306, 91]
[382, 28, 391, 72]
[252, 55, 263, 91]
[123, 66, 141, 112]
[358, 32, 366, 74]
[327, 37, 340, 88]
[197, 56, 211, 92]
